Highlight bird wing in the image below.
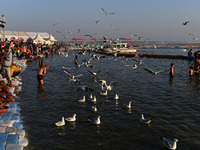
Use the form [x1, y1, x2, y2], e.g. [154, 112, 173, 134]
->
[88, 58, 94, 63]
[108, 12, 115, 15]
[87, 69, 94, 75]
[74, 73, 84, 78]
[161, 137, 173, 149]
[143, 68, 154, 73]
[96, 70, 101, 75]
[155, 70, 168, 74]
[101, 8, 107, 14]
[63, 70, 72, 76]
[132, 58, 140, 63]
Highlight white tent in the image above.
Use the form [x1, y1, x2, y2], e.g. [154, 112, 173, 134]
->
[33, 33, 45, 44]
[48, 34, 57, 44]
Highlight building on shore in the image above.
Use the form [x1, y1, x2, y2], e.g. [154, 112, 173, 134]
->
[0, 30, 57, 44]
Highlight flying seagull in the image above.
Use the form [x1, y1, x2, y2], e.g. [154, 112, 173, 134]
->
[84, 34, 93, 38]
[101, 8, 115, 16]
[95, 20, 100, 24]
[143, 68, 168, 75]
[183, 21, 189, 25]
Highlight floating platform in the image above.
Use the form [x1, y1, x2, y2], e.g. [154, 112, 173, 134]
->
[115, 53, 195, 60]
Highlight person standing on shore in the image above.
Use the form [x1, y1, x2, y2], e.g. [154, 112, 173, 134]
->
[2, 45, 12, 86]
[37, 65, 49, 85]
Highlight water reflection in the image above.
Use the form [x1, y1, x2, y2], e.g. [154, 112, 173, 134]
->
[169, 76, 174, 88]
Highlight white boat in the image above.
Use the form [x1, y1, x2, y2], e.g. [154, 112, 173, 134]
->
[102, 43, 137, 54]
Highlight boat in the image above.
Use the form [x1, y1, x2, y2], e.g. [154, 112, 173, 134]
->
[101, 42, 138, 54]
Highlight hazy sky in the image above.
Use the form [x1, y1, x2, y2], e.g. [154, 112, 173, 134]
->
[1, 0, 200, 42]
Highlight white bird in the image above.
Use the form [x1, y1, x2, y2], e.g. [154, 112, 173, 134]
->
[63, 70, 83, 82]
[65, 114, 76, 122]
[95, 55, 105, 61]
[114, 94, 119, 100]
[87, 69, 101, 76]
[99, 80, 107, 86]
[89, 93, 93, 99]
[78, 96, 86, 103]
[75, 60, 84, 68]
[160, 137, 178, 150]
[88, 116, 101, 125]
[140, 114, 151, 124]
[105, 84, 112, 91]
[101, 8, 115, 16]
[55, 117, 65, 126]
[90, 106, 97, 112]
[100, 90, 108, 96]
[124, 101, 132, 109]
[90, 96, 97, 103]
[143, 68, 168, 75]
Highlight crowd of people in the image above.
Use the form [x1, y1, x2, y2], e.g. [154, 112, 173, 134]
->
[0, 41, 61, 107]
[187, 49, 200, 76]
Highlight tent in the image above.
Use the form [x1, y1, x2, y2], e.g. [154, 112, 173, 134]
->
[33, 33, 45, 44]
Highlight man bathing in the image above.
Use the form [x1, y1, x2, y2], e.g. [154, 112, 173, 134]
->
[37, 65, 49, 85]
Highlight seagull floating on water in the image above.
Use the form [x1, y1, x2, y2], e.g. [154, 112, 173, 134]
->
[124, 101, 132, 109]
[88, 116, 101, 125]
[90, 96, 97, 103]
[78, 96, 86, 103]
[140, 114, 151, 124]
[160, 137, 178, 150]
[65, 114, 76, 122]
[55, 117, 65, 126]
[114, 94, 119, 100]
[100, 90, 108, 96]
[90, 106, 97, 112]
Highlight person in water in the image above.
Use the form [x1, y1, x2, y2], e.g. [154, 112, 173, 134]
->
[169, 63, 174, 77]
[37, 56, 43, 71]
[37, 65, 49, 85]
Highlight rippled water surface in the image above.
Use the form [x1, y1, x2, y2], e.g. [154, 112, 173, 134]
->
[19, 49, 200, 150]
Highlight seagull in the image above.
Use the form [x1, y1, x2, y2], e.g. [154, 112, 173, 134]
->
[183, 21, 189, 25]
[90, 106, 97, 112]
[65, 114, 76, 122]
[160, 137, 178, 150]
[124, 101, 132, 109]
[138, 37, 143, 40]
[95, 55, 105, 61]
[140, 114, 151, 124]
[95, 20, 100, 24]
[143, 68, 168, 75]
[78, 96, 86, 103]
[52, 23, 59, 26]
[83, 58, 94, 67]
[67, 30, 74, 35]
[87, 69, 101, 76]
[100, 90, 108, 96]
[84, 34, 93, 38]
[132, 58, 144, 69]
[55, 117, 65, 126]
[88, 116, 101, 125]
[101, 8, 115, 16]
[99, 80, 107, 86]
[89, 93, 93, 99]
[63, 70, 83, 82]
[77, 28, 80, 34]
[89, 96, 97, 103]
[75, 60, 84, 68]
[114, 94, 119, 100]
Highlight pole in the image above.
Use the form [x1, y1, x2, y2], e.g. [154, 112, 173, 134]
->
[2, 14, 5, 42]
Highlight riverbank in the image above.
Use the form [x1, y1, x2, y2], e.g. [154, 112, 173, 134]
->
[0, 57, 28, 150]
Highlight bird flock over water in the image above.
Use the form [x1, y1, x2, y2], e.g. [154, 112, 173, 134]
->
[55, 49, 179, 149]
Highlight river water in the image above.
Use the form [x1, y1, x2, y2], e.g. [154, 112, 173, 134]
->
[19, 48, 200, 150]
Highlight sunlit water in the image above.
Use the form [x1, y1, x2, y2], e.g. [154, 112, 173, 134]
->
[19, 48, 200, 150]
